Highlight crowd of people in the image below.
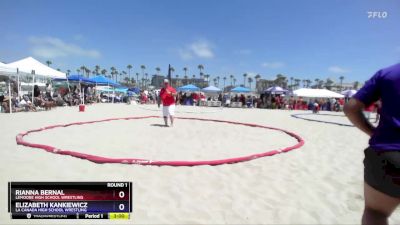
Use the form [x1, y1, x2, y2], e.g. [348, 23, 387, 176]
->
[0, 82, 124, 113]
[1, 80, 377, 115]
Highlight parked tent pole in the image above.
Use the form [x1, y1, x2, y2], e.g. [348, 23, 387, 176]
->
[31, 70, 35, 104]
[82, 87, 85, 105]
[79, 80, 83, 105]
[66, 76, 71, 93]
[8, 75, 12, 114]
[112, 87, 115, 104]
[16, 68, 20, 100]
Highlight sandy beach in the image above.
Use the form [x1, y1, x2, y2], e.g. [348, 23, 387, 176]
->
[1, 104, 399, 224]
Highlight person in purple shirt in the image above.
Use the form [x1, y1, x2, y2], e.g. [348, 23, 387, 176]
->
[344, 63, 400, 225]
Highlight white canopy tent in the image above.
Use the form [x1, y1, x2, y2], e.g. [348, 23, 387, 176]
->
[7, 57, 66, 104]
[293, 88, 344, 98]
[0, 62, 17, 114]
[7, 57, 66, 79]
[0, 62, 18, 74]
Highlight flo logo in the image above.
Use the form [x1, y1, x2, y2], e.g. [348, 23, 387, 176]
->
[367, 11, 388, 19]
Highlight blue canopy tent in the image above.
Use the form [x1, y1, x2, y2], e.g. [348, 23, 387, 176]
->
[53, 75, 95, 84]
[53, 75, 96, 105]
[89, 75, 120, 87]
[202, 85, 221, 93]
[177, 84, 200, 92]
[89, 75, 123, 103]
[128, 87, 141, 94]
[231, 86, 251, 93]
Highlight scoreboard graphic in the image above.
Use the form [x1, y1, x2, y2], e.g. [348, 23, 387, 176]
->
[8, 182, 132, 219]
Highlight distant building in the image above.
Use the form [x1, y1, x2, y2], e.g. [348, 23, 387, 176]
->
[152, 75, 209, 89]
[171, 78, 208, 89]
[151, 75, 166, 88]
[329, 82, 361, 91]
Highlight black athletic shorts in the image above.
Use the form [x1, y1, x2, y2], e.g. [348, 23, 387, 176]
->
[364, 147, 400, 197]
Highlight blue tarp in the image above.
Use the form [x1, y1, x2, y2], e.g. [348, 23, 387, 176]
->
[231, 86, 251, 93]
[177, 84, 200, 91]
[89, 75, 120, 86]
[202, 85, 221, 93]
[54, 75, 94, 83]
[128, 87, 141, 94]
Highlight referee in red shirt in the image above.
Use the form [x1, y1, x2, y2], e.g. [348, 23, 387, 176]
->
[159, 79, 177, 127]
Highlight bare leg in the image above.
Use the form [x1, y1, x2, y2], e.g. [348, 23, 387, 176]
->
[362, 182, 400, 225]
[163, 116, 168, 127]
[170, 116, 174, 127]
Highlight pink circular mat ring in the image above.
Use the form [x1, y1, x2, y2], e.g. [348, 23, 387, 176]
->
[16, 116, 305, 166]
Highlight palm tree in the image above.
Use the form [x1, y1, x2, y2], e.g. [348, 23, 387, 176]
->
[183, 67, 188, 78]
[110, 67, 116, 81]
[184, 75, 188, 85]
[248, 77, 254, 90]
[46, 60, 52, 67]
[80, 66, 86, 76]
[325, 78, 334, 90]
[66, 70, 71, 76]
[306, 79, 312, 88]
[123, 71, 127, 83]
[243, 73, 248, 87]
[130, 77, 136, 85]
[204, 74, 210, 85]
[141, 78, 145, 87]
[216, 76, 220, 87]
[101, 69, 107, 75]
[197, 64, 204, 76]
[213, 78, 217, 87]
[175, 74, 179, 86]
[94, 65, 100, 74]
[294, 79, 301, 89]
[120, 72, 124, 84]
[230, 75, 234, 86]
[145, 73, 148, 88]
[140, 65, 146, 88]
[85, 68, 91, 77]
[314, 79, 320, 88]
[318, 80, 324, 89]
[275, 74, 287, 87]
[135, 73, 139, 86]
[289, 77, 294, 89]
[124, 77, 129, 84]
[170, 67, 175, 76]
[127, 64, 132, 82]
[254, 74, 261, 92]
[77, 69, 80, 75]
[223, 76, 227, 91]
[192, 74, 196, 79]
[233, 78, 237, 86]
[155, 67, 161, 75]
[339, 76, 344, 91]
